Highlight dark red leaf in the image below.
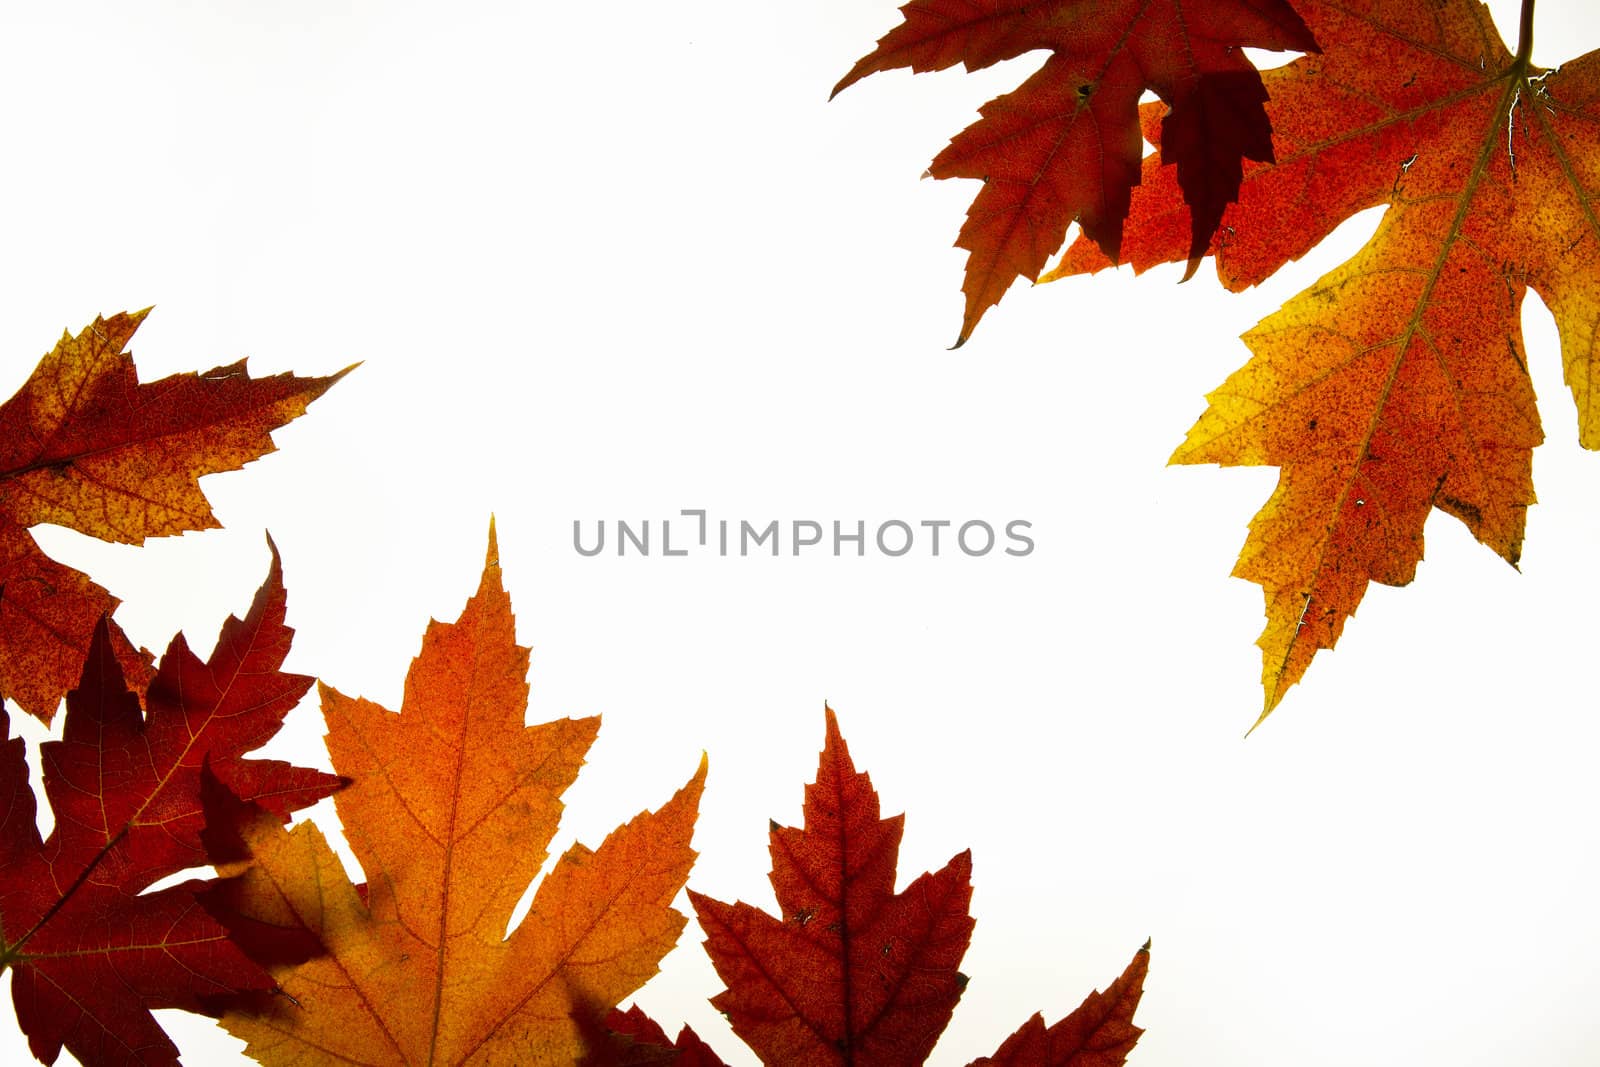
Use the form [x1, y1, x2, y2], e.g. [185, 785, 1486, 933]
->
[835, 0, 1317, 343]
[968, 941, 1149, 1066]
[582, 1006, 730, 1067]
[0, 543, 343, 1066]
[690, 707, 974, 1064]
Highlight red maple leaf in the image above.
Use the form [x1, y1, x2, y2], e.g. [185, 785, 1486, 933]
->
[690, 708, 1148, 1065]
[0, 543, 343, 1066]
[835, 0, 1318, 344]
[583, 1006, 730, 1066]
[691, 708, 974, 1062]
[970, 946, 1149, 1066]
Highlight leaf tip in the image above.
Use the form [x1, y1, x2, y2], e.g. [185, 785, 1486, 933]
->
[475, 517, 508, 602]
[949, 848, 974, 879]
[662, 749, 709, 838]
[253, 531, 289, 610]
[1243, 701, 1274, 738]
[830, 64, 867, 100]
[822, 703, 845, 752]
[951, 303, 986, 349]
[311, 361, 360, 397]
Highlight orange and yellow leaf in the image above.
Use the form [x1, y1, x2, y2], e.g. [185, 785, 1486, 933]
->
[214, 523, 705, 1065]
[1054, 0, 1600, 720]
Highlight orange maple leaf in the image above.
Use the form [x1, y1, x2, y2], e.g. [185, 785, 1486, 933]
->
[834, 0, 1317, 344]
[0, 310, 349, 722]
[1052, 0, 1600, 722]
[210, 522, 705, 1065]
[690, 708, 1148, 1065]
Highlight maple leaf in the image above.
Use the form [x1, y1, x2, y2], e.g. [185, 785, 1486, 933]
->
[579, 1006, 729, 1066]
[212, 522, 706, 1065]
[0, 309, 350, 723]
[690, 708, 974, 1063]
[968, 943, 1148, 1066]
[1049, 0, 1600, 721]
[690, 708, 1148, 1066]
[833, 0, 1317, 345]
[0, 543, 345, 1067]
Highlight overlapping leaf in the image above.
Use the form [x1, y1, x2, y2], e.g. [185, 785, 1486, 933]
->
[212, 524, 706, 1065]
[0, 545, 344, 1067]
[1052, 0, 1600, 720]
[0, 310, 349, 722]
[690, 708, 1147, 1065]
[583, 1006, 728, 1066]
[834, 0, 1316, 344]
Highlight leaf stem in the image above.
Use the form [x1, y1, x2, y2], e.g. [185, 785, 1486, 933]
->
[1516, 0, 1534, 67]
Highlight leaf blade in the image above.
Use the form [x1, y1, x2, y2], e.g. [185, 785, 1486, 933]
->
[691, 707, 974, 1065]
[0, 545, 342, 1067]
[0, 311, 346, 723]
[216, 523, 706, 1066]
[837, 0, 1316, 342]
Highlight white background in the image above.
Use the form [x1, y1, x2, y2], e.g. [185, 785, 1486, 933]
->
[3, 1, 1599, 1064]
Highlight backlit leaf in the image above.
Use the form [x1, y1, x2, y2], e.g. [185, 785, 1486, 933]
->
[691, 708, 1147, 1066]
[834, 0, 1316, 343]
[1053, 0, 1600, 720]
[0, 311, 348, 722]
[214, 523, 706, 1065]
[0, 544, 344, 1066]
